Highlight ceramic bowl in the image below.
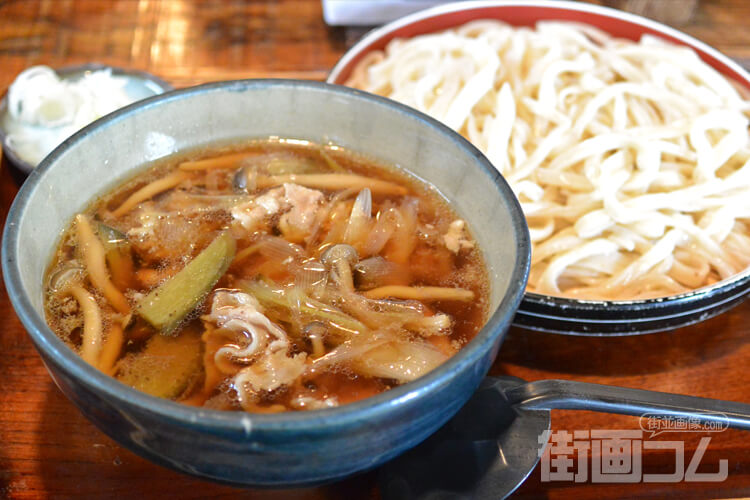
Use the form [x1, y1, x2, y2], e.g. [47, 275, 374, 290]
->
[0, 63, 172, 176]
[328, 0, 750, 335]
[1, 80, 530, 486]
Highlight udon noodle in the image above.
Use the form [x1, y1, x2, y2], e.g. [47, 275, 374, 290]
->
[346, 21, 750, 300]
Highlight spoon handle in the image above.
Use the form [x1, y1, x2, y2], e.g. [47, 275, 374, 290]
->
[505, 379, 750, 430]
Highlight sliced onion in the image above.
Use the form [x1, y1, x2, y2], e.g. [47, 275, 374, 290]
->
[350, 339, 447, 383]
[256, 236, 306, 262]
[243, 152, 317, 176]
[343, 188, 373, 251]
[309, 335, 390, 372]
[292, 259, 327, 289]
[364, 204, 398, 256]
[384, 198, 419, 264]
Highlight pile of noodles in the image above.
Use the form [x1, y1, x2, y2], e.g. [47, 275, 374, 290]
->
[346, 20, 750, 300]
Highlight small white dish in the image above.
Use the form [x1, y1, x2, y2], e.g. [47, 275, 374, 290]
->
[0, 63, 172, 176]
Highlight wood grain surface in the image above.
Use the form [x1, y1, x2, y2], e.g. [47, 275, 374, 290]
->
[1, 1, 749, 498]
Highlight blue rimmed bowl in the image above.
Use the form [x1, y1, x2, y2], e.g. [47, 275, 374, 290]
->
[2, 79, 530, 486]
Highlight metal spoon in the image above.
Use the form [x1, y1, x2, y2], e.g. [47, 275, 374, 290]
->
[379, 376, 750, 499]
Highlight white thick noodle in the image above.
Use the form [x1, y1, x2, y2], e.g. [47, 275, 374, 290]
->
[346, 20, 750, 300]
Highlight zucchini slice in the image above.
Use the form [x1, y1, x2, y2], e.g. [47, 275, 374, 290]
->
[136, 231, 236, 333]
[116, 329, 202, 399]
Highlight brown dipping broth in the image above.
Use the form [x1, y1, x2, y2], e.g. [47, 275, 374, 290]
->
[44, 139, 489, 413]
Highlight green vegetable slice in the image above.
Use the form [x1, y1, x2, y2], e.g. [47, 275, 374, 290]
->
[136, 231, 236, 333]
[116, 329, 202, 399]
[240, 279, 368, 336]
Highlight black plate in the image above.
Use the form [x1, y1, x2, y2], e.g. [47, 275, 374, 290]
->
[513, 270, 750, 335]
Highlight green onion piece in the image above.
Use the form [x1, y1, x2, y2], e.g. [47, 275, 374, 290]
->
[240, 280, 368, 335]
[319, 148, 345, 172]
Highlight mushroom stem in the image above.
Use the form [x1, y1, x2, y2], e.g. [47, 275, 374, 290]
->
[75, 214, 130, 314]
[68, 284, 103, 366]
[363, 285, 475, 302]
[335, 258, 355, 292]
[320, 244, 359, 294]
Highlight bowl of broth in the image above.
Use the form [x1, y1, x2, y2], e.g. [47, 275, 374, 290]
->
[1, 80, 530, 486]
[329, 0, 750, 335]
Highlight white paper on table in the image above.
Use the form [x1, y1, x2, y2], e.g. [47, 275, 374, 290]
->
[322, 0, 459, 26]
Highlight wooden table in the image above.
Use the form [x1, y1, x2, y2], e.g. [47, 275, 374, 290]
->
[1, 1, 749, 498]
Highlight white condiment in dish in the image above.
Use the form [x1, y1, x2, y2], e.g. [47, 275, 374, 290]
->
[0, 65, 171, 172]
